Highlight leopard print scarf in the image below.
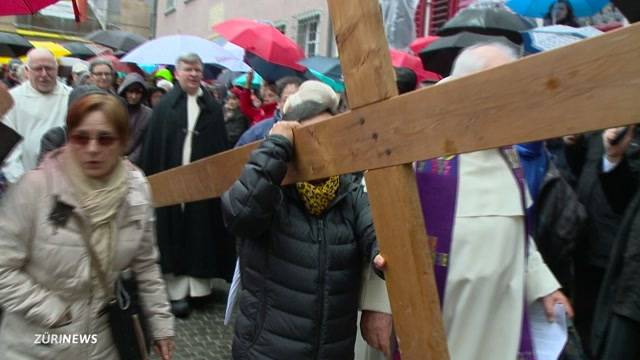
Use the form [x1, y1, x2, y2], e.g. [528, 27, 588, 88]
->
[296, 176, 340, 216]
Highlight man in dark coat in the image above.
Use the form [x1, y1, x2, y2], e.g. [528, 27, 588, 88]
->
[592, 126, 640, 359]
[117, 73, 152, 165]
[563, 129, 640, 352]
[140, 53, 234, 318]
[222, 81, 383, 360]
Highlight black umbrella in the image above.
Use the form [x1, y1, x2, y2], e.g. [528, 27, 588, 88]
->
[419, 32, 517, 77]
[62, 42, 99, 59]
[0, 32, 33, 57]
[85, 30, 147, 52]
[437, 7, 536, 44]
[298, 56, 342, 80]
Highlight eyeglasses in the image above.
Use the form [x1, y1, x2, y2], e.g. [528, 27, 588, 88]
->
[28, 65, 57, 74]
[92, 72, 113, 78]
[69, 133, 119, 147]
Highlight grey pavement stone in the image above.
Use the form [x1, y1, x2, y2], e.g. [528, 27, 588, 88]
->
[151, 280, 234, 360]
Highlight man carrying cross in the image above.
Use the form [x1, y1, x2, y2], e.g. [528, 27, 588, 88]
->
[362, 42, 574, 360]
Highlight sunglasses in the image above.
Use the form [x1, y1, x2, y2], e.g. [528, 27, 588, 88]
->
[69, 133, 119, 147]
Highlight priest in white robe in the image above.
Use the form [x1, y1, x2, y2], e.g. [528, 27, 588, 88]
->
[2, 49, 70, 183]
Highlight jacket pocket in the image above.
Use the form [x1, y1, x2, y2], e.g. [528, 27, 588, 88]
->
[236, 290, 266, 349]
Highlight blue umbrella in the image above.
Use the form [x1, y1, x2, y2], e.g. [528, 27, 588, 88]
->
[299, 56, 342, 81]
[521, 25, 603, 53]
[232, 72, 263, 89]
[309, 69, 345, 93]
[244, 52, 305, 83]
[506, 0, 610, 18]
[122, 34, 250, 72]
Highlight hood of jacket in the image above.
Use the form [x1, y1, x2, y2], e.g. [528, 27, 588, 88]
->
[117, 73, 147, 96]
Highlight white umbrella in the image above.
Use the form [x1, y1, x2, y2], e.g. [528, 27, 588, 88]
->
[122, 34, 250, 72]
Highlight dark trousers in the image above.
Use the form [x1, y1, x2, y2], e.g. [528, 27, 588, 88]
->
[599, 314, 640, 360]
[573, 263, 606, 358]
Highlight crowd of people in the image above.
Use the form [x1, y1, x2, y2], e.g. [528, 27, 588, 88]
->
[0, 1, 636, 359]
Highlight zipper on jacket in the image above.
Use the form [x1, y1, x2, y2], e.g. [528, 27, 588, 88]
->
[314, 219, 327, 360]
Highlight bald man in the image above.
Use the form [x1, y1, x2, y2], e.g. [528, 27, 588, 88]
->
[1, 49, 71, 183]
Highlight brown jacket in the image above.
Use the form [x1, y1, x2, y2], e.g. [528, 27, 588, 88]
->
[0, 149, 173, 359]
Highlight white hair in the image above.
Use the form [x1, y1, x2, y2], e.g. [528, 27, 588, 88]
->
[450, 42, 520, 78]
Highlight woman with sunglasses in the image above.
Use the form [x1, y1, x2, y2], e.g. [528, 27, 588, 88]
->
[0, 94, 175, 360]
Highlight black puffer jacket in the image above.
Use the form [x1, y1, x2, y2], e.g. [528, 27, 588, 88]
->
[222, 135, 379, 360]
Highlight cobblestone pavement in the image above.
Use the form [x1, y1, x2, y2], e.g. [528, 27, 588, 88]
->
[152, 280, 234, 360]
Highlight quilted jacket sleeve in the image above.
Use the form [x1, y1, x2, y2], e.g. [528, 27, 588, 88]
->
[221, 135, 292, 239]
[0, 171, 68, 327]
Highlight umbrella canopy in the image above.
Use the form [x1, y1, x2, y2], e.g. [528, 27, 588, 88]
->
[233, 71, 263, 89]
[86, 30, 147, 52]
[58, 56, 88, 68]
[438, 6, 536, 44]
[308, 69, 345, 93]
[121, 34, 249, 72]
[298, 56, 342, 80]
[0, 32, 33, 57]
[213, 18, 306, 72]
[419, 32, 516, 77]
[244, 52, 305, 83]
[506, 0, 610, 17]
[521, 24, 603, 53]
[217, 69, 244, 86]
[409, 36, 440, 54]
[0, 0, 58, 15]
[389, 48, 442, 83]
[62, 42, 99, 59]
[30, 41, 71, 58]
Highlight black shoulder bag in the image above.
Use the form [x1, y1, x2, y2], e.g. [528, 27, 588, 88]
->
[83, 238, 151, 360]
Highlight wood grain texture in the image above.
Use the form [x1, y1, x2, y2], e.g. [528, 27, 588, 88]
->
[148, 22, 640, 207]
[326, 0, 397, 108]
[365, 165, 448, 359]
[327, 1, 448, 358]
[148, 143, 258, 207]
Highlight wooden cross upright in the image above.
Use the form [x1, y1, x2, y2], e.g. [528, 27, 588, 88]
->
[148, 1, 640, 358]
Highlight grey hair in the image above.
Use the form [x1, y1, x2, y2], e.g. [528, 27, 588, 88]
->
[450, 42, 520, 78]
[89, 58, 114, 74]
[175, 53, 203, 69]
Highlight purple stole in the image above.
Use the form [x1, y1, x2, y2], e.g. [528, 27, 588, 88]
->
[413, 147, 536, 360]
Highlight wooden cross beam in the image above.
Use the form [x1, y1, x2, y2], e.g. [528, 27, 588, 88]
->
[148, 7, 640, 360]
[149, 22, 640, 207]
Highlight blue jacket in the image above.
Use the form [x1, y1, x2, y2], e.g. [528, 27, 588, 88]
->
[234, 110, 282, 147]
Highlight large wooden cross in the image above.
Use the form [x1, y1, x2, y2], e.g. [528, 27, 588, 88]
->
[148, 1, 640, 358]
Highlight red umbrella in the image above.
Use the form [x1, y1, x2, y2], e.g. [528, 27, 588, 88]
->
[409, 36, 440, 55]
[213, 18, 306, 72]
[0, 0, 85, 21]
[389, 49, 441, 83]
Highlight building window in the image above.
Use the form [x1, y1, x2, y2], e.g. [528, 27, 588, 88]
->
[297, 15, 320, 57]
[165, 0, 176, 13]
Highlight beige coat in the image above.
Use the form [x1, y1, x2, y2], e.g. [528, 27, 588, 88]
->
[0, 151, 174, 359]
